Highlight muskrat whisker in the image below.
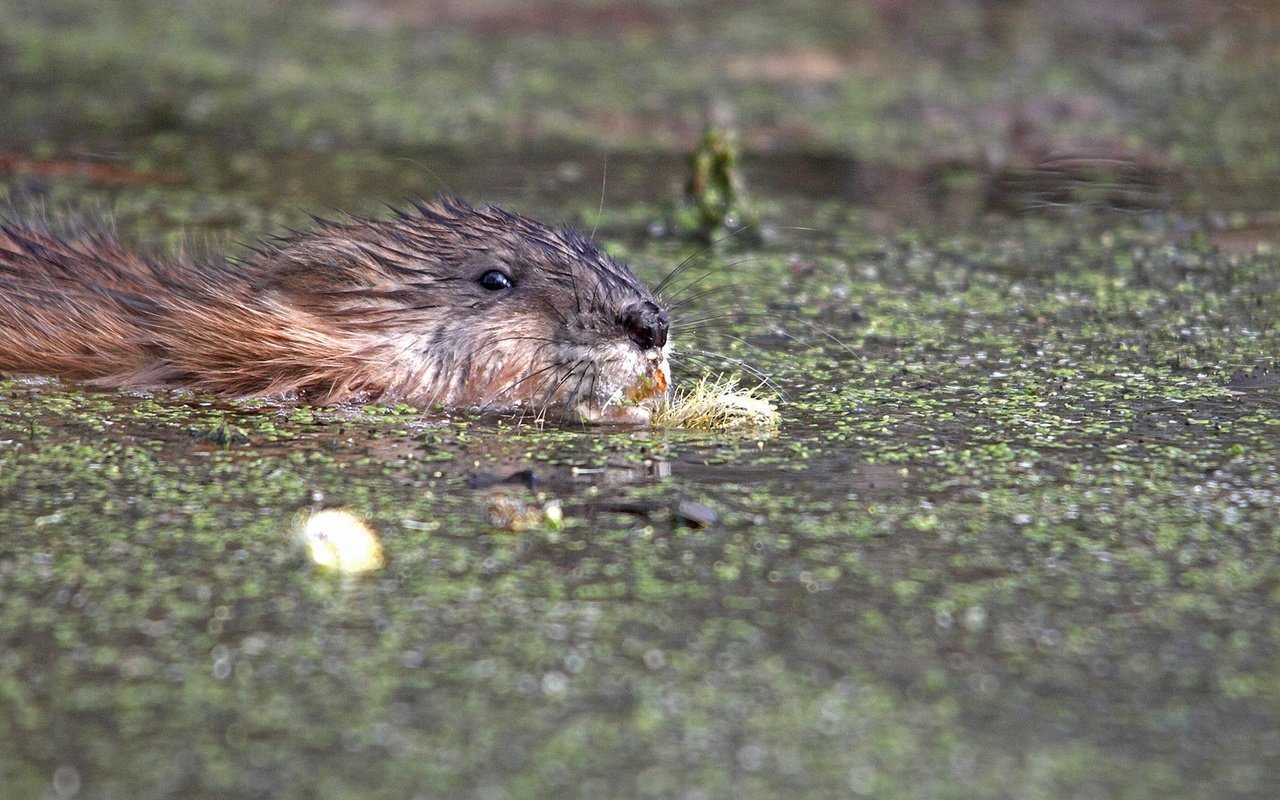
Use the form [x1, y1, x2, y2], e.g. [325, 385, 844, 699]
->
[653, 225, 751, 296]
[589, 156, 607, 243]
[659, 257, 761, 314]
[677, 310, 859, 359]
[480, 355, 565, 413]
[537, 358, 587, 413]
[516, 356, 562, 425]
[681, 330, 773, 360]
[654, 252, 710, 297]
[676, 348, 783, 397]
[659, 270, 715, 305]
[679, 333, 794, 396]
[667, 283, 741, 312]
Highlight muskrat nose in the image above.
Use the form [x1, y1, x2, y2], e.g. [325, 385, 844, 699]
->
[621, 301, 669, 352]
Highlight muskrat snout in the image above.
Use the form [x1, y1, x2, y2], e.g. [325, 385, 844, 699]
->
[621, 301, 670, 352]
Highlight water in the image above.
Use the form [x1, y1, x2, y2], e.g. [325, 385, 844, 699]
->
[4, 0, 1280, 796]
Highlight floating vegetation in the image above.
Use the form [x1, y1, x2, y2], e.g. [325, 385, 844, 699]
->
[652, 375, 779, 431]
[199, 417, 250, 448]
[665, 127, 759, 243]
[486, 495, 564, 532]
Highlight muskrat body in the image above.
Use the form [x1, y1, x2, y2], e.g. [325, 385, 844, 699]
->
[0, 199, 671, 424]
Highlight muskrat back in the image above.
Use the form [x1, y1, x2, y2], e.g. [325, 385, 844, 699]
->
[0, 199, 672, 424]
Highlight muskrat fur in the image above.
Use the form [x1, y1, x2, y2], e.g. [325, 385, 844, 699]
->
[0, 199, 672, 424]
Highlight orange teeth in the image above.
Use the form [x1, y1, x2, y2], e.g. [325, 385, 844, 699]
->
[650, 366, 669, 394]
[626, 366, 669, 403]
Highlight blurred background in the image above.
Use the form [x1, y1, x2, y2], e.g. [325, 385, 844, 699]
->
[3, 0, 1279, 227]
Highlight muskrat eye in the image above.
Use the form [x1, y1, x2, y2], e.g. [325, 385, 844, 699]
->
[477, 270, 514, 291]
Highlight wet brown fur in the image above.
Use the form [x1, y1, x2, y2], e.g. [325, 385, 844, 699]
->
[0, 199, 670, 418]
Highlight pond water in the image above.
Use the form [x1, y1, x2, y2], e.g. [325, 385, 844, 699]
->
[4, 0, 1280, 797]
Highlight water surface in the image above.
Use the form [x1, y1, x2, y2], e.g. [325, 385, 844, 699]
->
[3, 1, 1280, 798]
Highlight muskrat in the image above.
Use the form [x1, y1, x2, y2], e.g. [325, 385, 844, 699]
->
[0, 199, 672, 424]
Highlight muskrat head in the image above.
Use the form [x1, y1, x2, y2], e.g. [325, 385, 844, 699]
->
[259, 199, 672, 424]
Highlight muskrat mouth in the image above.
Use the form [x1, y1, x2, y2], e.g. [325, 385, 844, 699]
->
[625, 359, 669, 403]
[574, 355, 671, 425]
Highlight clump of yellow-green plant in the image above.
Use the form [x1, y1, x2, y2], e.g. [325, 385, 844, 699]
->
[652, 376, 779, 431]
